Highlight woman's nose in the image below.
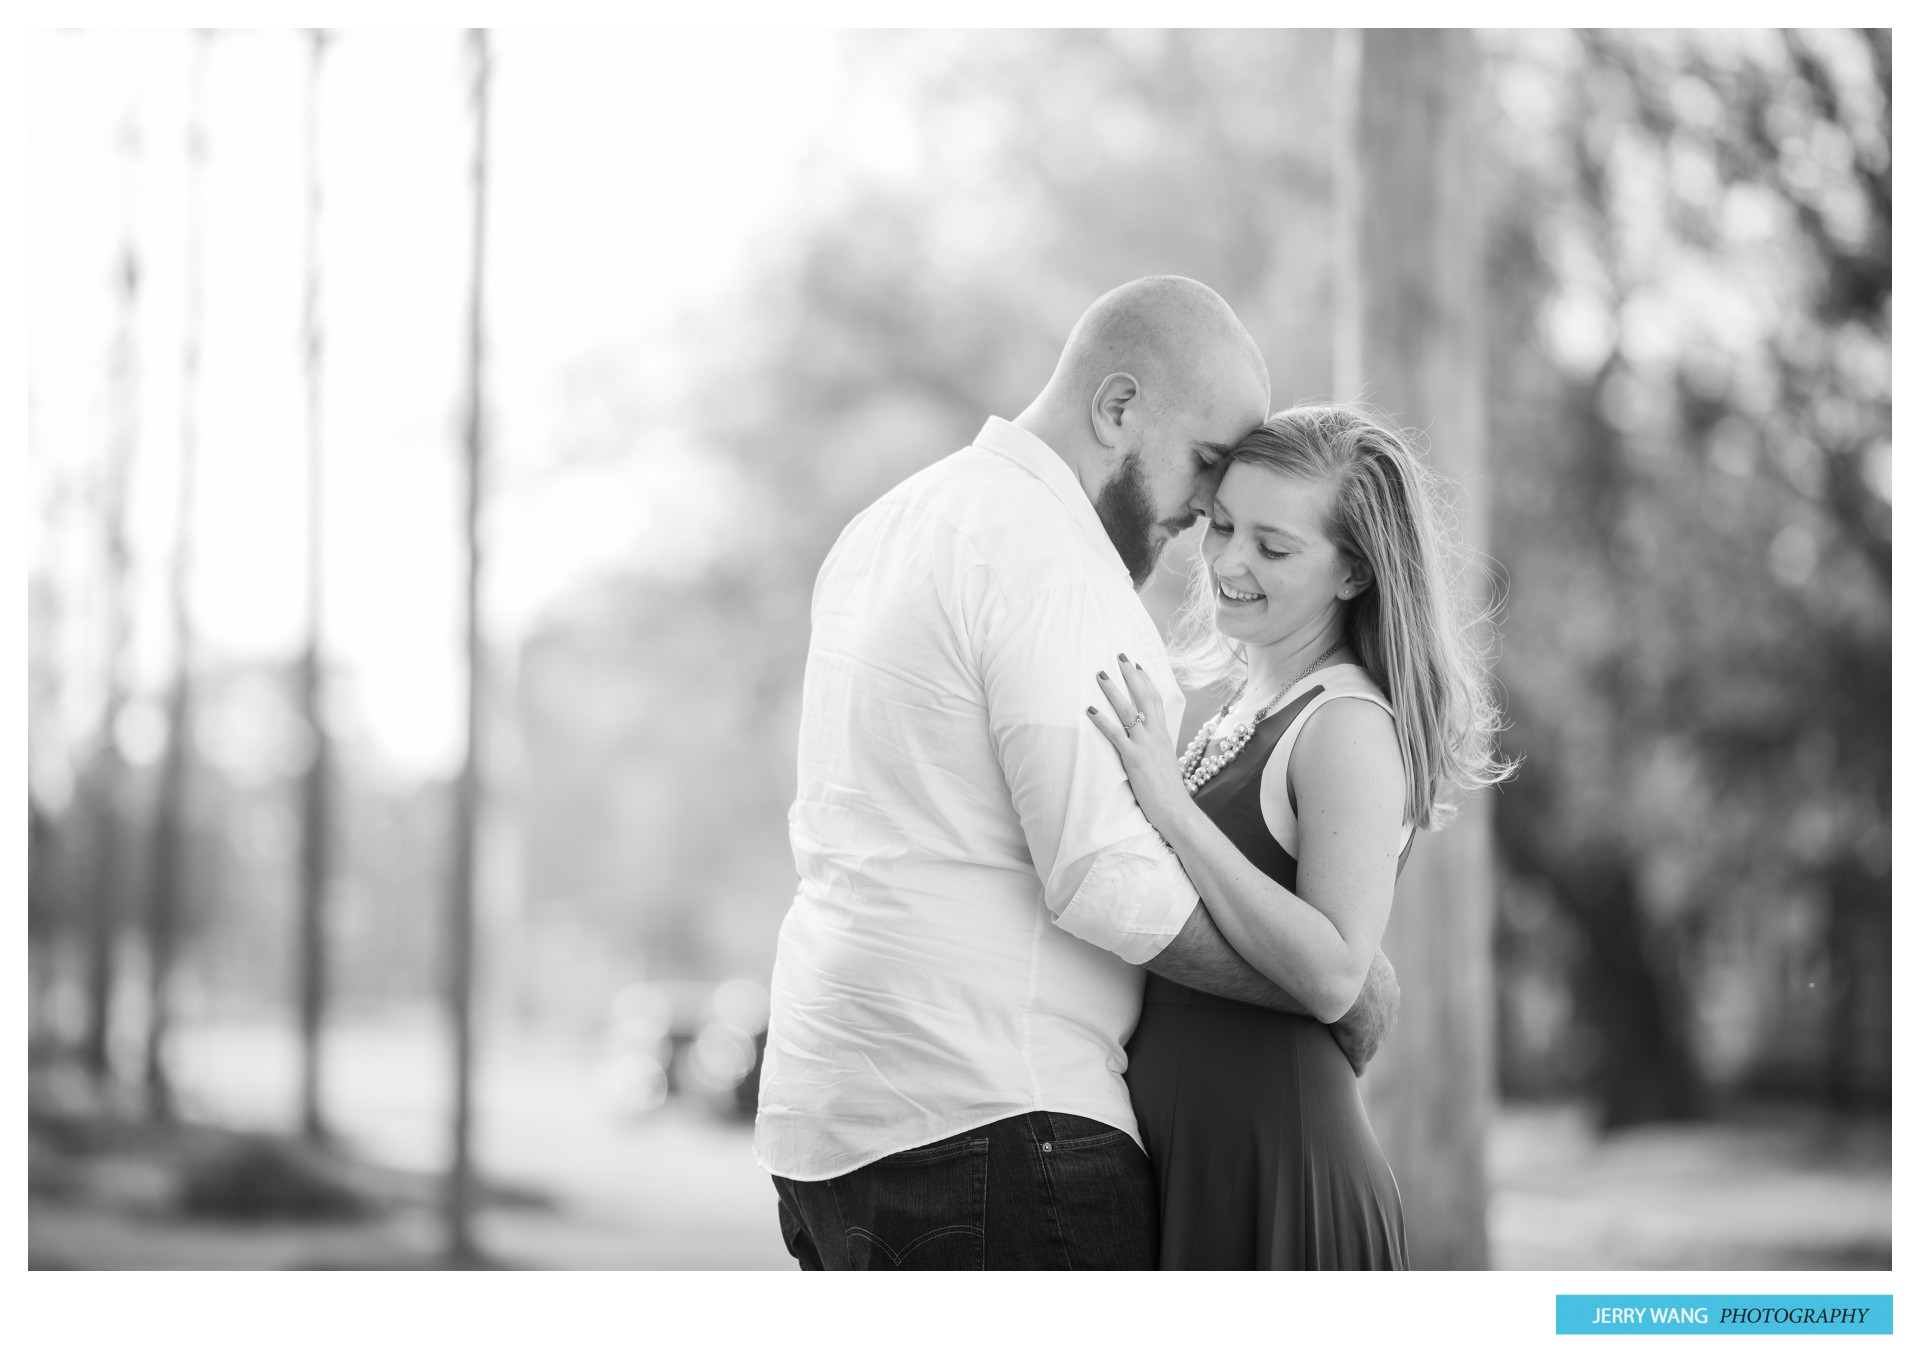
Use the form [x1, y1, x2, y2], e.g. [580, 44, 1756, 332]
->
[1214, 532, 1253, 575]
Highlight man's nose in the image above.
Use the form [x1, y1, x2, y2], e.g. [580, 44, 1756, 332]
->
[1187, 475, 1219, 519]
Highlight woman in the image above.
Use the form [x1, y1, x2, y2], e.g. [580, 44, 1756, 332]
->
[1086, 403, 1512, 1269]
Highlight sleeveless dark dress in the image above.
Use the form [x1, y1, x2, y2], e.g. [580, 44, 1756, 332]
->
[1124, 683, 1409, 1270]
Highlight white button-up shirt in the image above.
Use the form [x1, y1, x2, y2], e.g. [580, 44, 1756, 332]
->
[754, 417, 1200, 1182]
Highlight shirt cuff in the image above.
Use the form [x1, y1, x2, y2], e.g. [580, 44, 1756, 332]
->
[1053, 835, 1200, 965]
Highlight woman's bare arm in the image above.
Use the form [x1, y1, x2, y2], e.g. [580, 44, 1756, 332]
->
[1090, 663, 1405, 1023]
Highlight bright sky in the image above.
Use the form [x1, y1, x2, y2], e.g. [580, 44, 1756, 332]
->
[31, 30, 850, 780]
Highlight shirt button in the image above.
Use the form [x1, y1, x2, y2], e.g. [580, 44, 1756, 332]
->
[1041, 1141, 1053, 1153]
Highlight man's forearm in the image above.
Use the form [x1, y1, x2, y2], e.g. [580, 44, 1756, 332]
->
[1143, 899, 1316, 1015]
[1143, 901, 1400, 1074]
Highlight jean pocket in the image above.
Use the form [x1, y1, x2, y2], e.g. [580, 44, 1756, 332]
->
[834, 1137, 989, 1270]
[1037, 1127, 1156, 1269]
[1043, 1112, 1133, 1152]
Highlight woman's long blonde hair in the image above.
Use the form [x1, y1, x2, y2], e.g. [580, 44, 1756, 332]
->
[1168, 402, 1514, 830]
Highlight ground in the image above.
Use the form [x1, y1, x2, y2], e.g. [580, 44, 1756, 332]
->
[28, 1014, 1892, 1270]
[1488, 1100, 1890, 1269]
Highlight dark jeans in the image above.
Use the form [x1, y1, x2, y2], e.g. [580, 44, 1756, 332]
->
[772, 1111, 1157, 1270]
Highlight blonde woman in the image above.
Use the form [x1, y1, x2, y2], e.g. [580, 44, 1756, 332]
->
[1087, 403, 1512, 1269]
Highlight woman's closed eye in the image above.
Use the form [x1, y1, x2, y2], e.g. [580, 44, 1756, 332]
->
[1210, 518, 1288, 558]
[1213, 518, 1290, 560]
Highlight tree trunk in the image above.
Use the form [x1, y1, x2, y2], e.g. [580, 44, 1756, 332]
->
[1490, 751, 1706, 1126]
[1563, 852, 1703, 1127]
[84, 111, 144, 1088]
[296, 27, 334, 1144]
[142, 30, 211, 1122]
[1824, 856, 1891, 1106]
[1334, 28, 1495, 1270]
[29, 797, 62, 1049]
[444, 27, 491, 1267]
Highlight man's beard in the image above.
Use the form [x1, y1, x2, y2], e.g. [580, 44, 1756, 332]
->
[1094, 452, 1166, 589]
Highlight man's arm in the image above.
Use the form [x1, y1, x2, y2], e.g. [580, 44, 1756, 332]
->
[1145, 903, 1401, 1075]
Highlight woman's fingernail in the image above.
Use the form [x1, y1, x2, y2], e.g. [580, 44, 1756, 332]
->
[1097, 670, 1109, 681]
[1086, 706, 1097, 716]
[1117, 653, 1129, 663]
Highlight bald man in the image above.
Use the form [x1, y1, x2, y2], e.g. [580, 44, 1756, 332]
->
[755, 277, 1399, 1269]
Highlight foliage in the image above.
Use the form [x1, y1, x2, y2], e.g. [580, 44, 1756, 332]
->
[1484, 29, 1890, 1120]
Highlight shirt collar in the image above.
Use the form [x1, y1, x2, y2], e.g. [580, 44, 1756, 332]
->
[972, 417, 1132, 585]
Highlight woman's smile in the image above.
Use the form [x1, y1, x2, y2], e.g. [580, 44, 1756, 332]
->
[1215, 577, 1265, 605]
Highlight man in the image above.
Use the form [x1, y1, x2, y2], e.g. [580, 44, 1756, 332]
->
[755, 276, 1399, 1270]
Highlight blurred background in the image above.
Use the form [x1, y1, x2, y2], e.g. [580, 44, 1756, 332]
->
[27, 28, 1890, 1270]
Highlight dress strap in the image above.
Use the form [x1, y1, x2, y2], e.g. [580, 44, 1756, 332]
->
[1257, 664, 1412, 858]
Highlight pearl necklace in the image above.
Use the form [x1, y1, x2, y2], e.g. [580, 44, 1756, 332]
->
[1178, 646, 1343, 795]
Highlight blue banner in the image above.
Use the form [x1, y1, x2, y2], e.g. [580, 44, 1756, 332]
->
[1557, 1295, 1891, 1335]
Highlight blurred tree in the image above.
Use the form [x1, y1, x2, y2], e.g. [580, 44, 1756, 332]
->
[1485, 29, 1890, 1122]
[443, 26, 491, 1268]
[81, 108, 143, 1086]
[295, 27, 334, 1144]
[28, 463, 75, 1049]
[28, 794, 61, 1047]
[141, 30, 212, 1121]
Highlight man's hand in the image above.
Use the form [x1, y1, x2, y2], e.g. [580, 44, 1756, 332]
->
[1328, 949, 1399, 1076]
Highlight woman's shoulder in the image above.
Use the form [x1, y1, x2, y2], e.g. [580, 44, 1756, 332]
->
[1256, 664, 1407, 853]
[1308, 662, 1393, 711]
[1286, 671, 1404, 803]
[1292, 693, 1399, 764]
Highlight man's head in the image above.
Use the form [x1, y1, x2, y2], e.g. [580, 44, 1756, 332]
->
[1016, 276, 1271, 587]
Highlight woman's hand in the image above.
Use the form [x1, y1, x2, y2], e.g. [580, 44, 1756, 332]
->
[1086, 655, 1193, 834]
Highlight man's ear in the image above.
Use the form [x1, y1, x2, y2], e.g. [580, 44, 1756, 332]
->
[1338, 555, 1374, 601]
[1089, 372, 1141, 450]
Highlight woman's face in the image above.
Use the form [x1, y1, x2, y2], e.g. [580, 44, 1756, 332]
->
[1201, 461, 1368, 650]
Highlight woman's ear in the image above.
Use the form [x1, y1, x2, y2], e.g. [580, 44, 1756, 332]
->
[1089, 372, 1141, 450]
[1338, 555, 1374, 601]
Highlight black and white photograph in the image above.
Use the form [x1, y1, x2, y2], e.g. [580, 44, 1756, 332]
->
[20, 16, 1901, 1342]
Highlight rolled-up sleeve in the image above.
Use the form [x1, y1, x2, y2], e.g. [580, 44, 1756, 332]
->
[975, 576, 1199, 964]
[1053, 832, 1197, 963]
